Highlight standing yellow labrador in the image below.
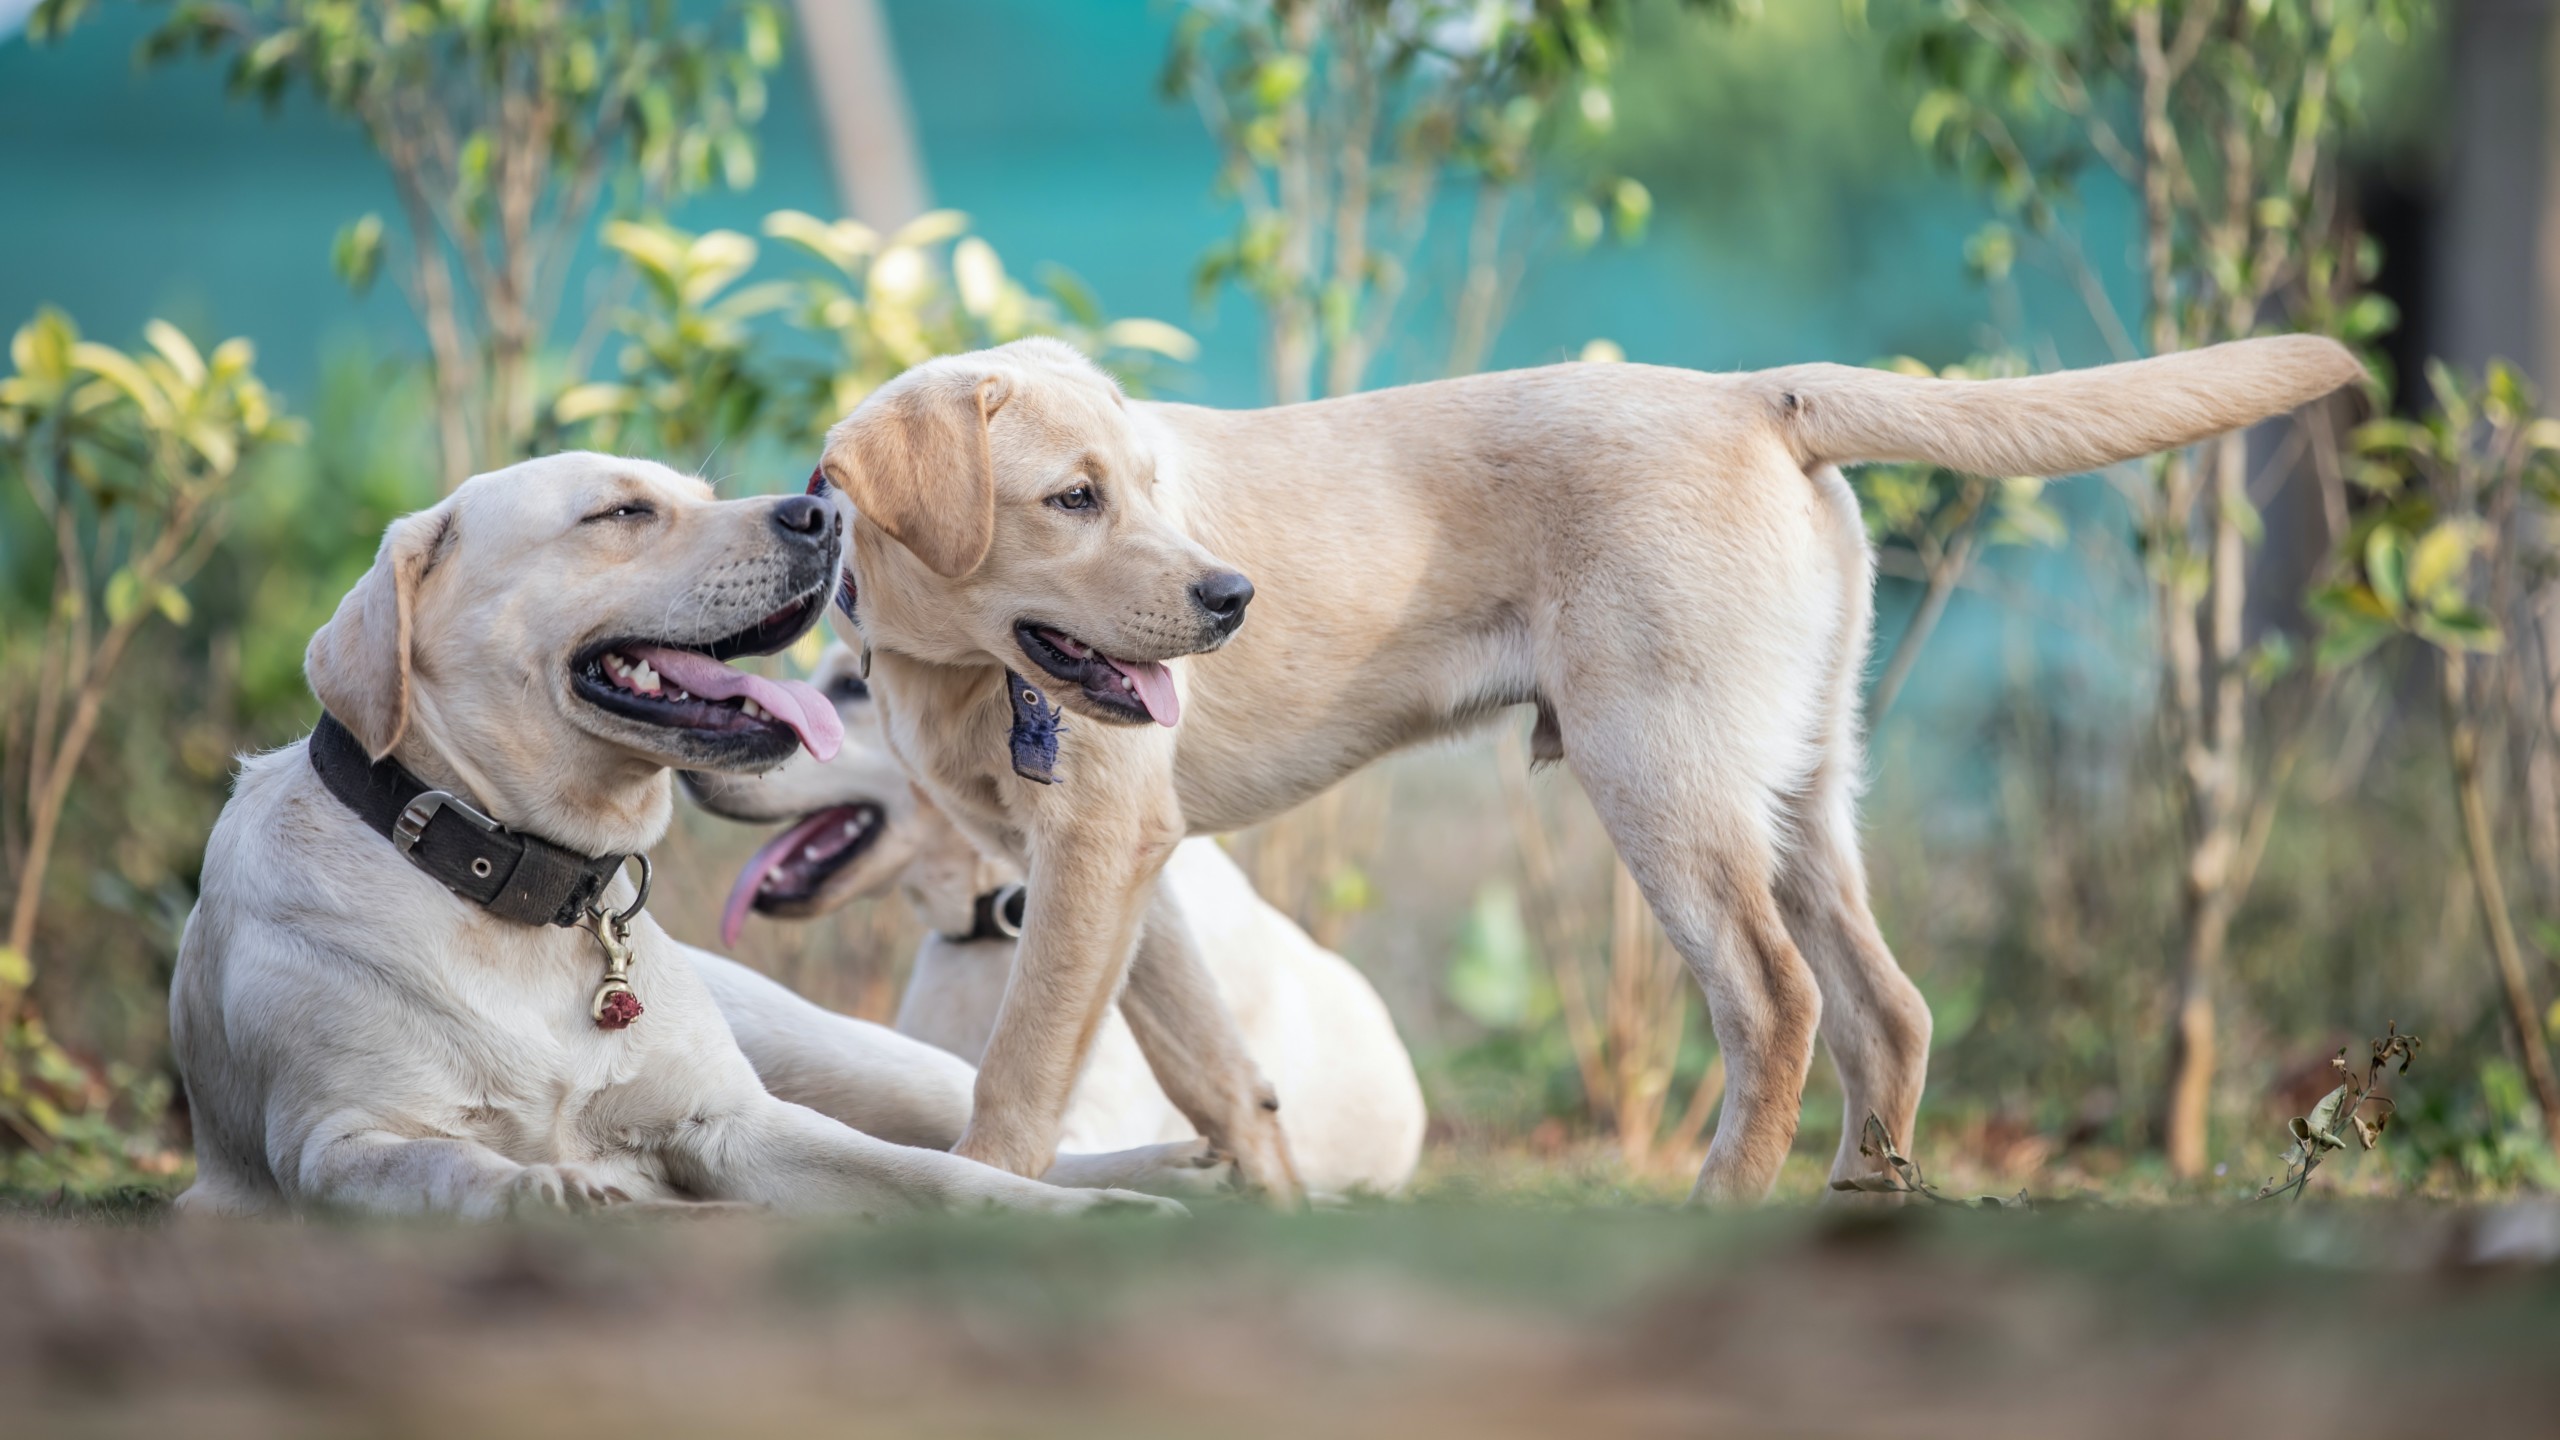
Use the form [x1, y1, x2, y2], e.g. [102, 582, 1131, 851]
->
[817, 335, 2362, 1203]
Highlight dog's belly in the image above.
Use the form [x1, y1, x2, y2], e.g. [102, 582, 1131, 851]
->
[1171, 612, 1538, 834]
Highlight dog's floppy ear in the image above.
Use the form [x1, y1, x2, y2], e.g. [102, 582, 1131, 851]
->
[305, 506, 451, 759]
[822, 372, 1006, 578]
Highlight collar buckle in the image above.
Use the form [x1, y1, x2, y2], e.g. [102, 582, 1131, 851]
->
[392, 789, 500, 859]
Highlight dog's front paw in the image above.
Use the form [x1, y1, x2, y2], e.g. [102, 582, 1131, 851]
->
[504, 1163, 631, 1215]
[1065, 1187, 1190, 1218]
[1115, 1138, 1241, 1198]
[1041, 1137, 1239, 1197]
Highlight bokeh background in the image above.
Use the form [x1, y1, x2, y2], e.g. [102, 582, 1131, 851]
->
[4, 0, 2558, 1205]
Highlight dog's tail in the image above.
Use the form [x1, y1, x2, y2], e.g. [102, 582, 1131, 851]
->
[1760, 334, 2363, 477]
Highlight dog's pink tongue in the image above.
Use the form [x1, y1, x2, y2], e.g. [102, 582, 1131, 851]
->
[1106, 657, 1181, 728]
[625, 644, 842, 761]
[717, 809, 842, 949]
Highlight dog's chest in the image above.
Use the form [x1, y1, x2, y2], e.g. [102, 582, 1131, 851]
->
[430, 927, 710, 1164]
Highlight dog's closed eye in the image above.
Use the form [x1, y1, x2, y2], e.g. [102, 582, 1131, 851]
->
[584, 501, 657, 524]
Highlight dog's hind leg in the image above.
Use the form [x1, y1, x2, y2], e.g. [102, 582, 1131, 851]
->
[1772, 459, 1931, 1192]
[1775, 780, 1931, 1192]
[1564, 722, 1822, 1204]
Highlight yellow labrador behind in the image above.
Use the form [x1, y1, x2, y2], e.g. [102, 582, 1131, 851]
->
[684, 643, 1428, 1198]
[170, 453, 1181, 1219]
[816, 335, 2364, 1204]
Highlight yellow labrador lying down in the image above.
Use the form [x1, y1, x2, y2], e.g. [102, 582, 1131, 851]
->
[683, 644, 1427, 1198]
[817, 335, 2364, 1204]
[170, 453, 1191, 1219]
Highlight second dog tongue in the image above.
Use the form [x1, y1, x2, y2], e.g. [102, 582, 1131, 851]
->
[1105, 657, 1180, 728]
[625, 644, 843, 761]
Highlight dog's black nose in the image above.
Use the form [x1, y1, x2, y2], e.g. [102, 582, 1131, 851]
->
[1192, 570, 1255, 632]
[773, 493, 830, 540]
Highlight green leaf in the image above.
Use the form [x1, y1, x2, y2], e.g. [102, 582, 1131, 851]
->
[2485, 359, 2532, 426]
[886, 209, 971, 251]
[2405, 520, 2479, 608]
[551, 382, 637, 425]
[1963, 223, 2015, 282]
[70, 340, 175, 427]
[104, 566, 145, 625]
[332, 213, 386, 295]
[1098, 317, 1198, 361]
[1911, 87, 1966, 147]
[743, 2, 784, 68]
[2352, 417, 2429, 457]
[2415, 607, 2503, 653]
[2339, 292, 2397, 343]
[2314, 613, 2395, 671]
[1252, 53, 1309, 107]
[141, 317, 203, 386]
[2364, 525, 2408, 617]
[952, 236, 1005, 318]
[0, 945, 31, 995]
[2302, 1083, 2351, 1148]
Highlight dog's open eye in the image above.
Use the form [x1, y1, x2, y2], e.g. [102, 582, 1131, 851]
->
[1048, 483, 1099, 513]
[826, 673, 870, 704]
[584, 501, 656, 524]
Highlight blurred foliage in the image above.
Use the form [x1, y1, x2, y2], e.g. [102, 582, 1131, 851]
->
[1165, 0, 1725, 399]
[2315, 360, 2560, 668]
[2314, 360, 2560, 1157]
[1856, 351, 2069, 719]
[548, 210, 1196, 461]
[37, 0, 786, 488]
[1887, 0, 2430, 1180]
[1, 309, 297, 1189]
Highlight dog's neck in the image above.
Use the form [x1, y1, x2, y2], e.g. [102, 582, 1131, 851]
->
[894, 804, 1015, 939]
[389, 703, 675, 860]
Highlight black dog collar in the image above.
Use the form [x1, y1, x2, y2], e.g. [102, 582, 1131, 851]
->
[307, 712, 631, 929]
[942, 883, 1027, 944]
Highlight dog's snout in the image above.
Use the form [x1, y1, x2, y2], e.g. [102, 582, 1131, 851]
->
[772, 494, 830, 541]
[1192, 570, 1255, 633]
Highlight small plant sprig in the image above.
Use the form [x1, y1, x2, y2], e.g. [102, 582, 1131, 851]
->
[2256, 1023, 2421, 1202]
[1831, 1114, 2030, 1209]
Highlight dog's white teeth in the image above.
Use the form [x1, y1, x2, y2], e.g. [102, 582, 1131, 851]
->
[840, 820, 861, 838]
[668, 687, 690, 702]
[631, 660, 661, 693]
[801, 843, 822, 861]
[742, 699, 769, 721]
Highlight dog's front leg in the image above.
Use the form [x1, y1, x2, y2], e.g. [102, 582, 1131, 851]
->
[298, 1121, 629, 1218]
[1118, 883, 1303, 1205]
[949, 807, 1172, 1180]
[686, 1097, 1182, 1217]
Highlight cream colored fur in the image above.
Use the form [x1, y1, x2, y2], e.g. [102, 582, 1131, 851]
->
[682, 645, 1427, 1197]
[171, 452, 1193, 1219]
[818, 336, 2363, 1203]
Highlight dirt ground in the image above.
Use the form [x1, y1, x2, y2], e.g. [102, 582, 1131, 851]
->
[5, 1198, 2557, 1439]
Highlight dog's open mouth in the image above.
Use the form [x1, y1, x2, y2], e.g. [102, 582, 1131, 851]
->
[1016, 621, 1181, 727]
[718, 803, 883, 946]
[572, 590, 844, 760]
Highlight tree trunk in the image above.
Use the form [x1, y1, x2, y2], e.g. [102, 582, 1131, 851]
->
[2161, 427, 2253, 1178]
